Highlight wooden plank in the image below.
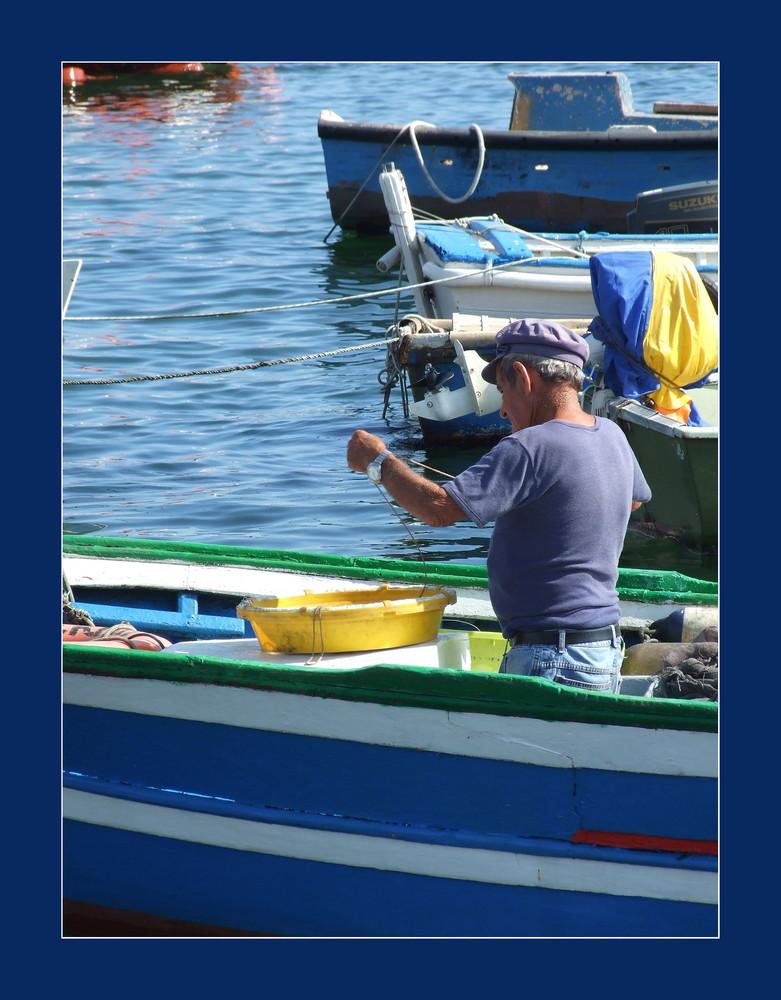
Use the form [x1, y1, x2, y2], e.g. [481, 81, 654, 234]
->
[653, 101, 718, 116]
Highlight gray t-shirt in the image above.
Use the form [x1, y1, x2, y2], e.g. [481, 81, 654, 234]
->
[443, 417, 651, 637]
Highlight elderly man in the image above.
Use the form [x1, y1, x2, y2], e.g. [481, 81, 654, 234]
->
[347, 319, 651, 693]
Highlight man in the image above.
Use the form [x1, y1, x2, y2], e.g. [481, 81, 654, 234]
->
[347, 319, 651, 693]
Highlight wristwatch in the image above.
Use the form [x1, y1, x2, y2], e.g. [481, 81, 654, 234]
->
[366, 450, 391, 484]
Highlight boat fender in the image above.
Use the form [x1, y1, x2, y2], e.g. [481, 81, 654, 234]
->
[62, 622, 172, 651]
[649, 607, 718, 643]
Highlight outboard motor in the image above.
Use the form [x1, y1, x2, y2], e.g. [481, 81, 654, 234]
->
[626, 180, 718, 234]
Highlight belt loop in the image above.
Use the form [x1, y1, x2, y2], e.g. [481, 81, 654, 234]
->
[610, 624, 618, 648]
[558, 629, 566, 653]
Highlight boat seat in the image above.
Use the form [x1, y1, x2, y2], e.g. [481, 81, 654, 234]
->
[418, 221, 534, 265]
[73, 592, 250, 640]
[466, 219, 534, 262]
[417, 224, 490, 263]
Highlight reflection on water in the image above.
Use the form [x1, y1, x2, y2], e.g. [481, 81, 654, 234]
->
[63, 61, 718, 584]
[62, 62, 250, 113]
[620, 528, 716, 582]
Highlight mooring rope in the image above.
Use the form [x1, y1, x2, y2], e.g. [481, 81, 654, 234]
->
[62, 337, 401, 386]
[62, 208, 602, 388]
[322, 118, 487, 242]
[64, 283, 424, 322]
[322, 121, 419, 244]
[62, 251, 536, 324]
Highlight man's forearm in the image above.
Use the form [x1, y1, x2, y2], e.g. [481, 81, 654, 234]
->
[347, 429, 465, 527]
[376, 453, 464, 527]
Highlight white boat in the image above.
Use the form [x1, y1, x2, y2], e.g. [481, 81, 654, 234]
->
[378, 166, 718, 321]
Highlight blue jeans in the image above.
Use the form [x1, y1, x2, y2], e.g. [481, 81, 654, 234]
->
[499, 632, 623, 694]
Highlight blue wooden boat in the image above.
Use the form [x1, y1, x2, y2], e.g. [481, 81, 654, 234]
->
[63, 535, 718, 938]
[318, 71, 717, 235]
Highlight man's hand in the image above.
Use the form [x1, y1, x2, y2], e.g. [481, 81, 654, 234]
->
[347, 429, 387, 473]
[346, 428, 465, 527]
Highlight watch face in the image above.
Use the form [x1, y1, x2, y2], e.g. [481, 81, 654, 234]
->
[367, 465, 381, 482]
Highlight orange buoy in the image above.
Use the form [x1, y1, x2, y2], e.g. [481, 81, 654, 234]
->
[63, 66, 86, 84]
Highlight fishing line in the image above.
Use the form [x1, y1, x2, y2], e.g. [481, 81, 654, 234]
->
[371, 482, 428, 595]
[369, 458, 455, 597]
[408, 459, 455, 479]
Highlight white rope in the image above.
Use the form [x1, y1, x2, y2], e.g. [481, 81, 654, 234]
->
[62, 254, 530, 323]
[64, 284, 418, 322]
[479, 223, 590, 260]
[412, 208, 591, 261]
[408, 121, 486, 203]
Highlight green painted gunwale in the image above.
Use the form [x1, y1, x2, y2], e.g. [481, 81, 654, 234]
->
[63, 535, 717, 606]
[62, 535, 717, 731]
[63, 645, 716, 734]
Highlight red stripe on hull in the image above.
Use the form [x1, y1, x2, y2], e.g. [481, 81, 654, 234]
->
[572, 830, 717, 856]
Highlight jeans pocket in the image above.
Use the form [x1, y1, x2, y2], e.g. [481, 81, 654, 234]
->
[500, 641, 622, 694]
[549, 669, 615, 693]
[539, 641, 621, 693]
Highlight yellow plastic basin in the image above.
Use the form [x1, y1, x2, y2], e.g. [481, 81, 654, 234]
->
[237, 584, 457, 654]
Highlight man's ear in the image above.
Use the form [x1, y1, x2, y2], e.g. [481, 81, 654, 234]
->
[513, 360, 532, 394]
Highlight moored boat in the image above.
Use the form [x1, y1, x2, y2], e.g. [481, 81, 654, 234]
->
[378, 166, 718, 322]
[62, 535, 718, 938]
[318, 71, 717, 235]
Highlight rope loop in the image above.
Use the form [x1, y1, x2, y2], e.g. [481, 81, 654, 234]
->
[408, 121, 486, 203]
[305, 606, 326, 665]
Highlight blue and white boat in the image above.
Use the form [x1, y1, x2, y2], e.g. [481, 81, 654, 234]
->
[377, 166, 718, 323]
[318, 71, 717, 235]
[62, 535, 718, 938]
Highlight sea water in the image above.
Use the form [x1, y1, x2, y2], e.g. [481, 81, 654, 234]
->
[62, 61, 719, 579]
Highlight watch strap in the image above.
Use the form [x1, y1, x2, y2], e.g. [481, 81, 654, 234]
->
[366, 449, 391, 481]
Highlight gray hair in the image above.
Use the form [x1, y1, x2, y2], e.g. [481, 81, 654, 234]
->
[499, 351, 584, 390]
